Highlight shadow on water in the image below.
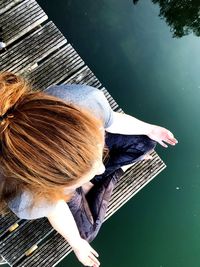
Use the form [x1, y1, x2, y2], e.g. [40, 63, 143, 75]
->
[133, 0, 200, 38]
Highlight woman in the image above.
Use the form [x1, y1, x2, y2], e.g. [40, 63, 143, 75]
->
[0, 72, 177, 267]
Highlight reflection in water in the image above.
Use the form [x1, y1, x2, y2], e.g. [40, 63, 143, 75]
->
[133, 0, 200, 38]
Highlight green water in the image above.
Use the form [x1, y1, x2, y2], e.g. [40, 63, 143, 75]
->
[36, 1, 200, 266]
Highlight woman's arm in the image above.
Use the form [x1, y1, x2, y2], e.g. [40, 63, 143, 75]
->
[47, 200, 100, 267]
[106, 111, 178, 147]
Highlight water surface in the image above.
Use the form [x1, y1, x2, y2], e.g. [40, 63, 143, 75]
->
[36, 1, 200, 266]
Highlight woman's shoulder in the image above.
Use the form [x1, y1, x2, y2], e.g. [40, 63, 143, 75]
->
[8, 191, 58, 220]
[44, 84, 103, 103]
[44, 84, 114, 128]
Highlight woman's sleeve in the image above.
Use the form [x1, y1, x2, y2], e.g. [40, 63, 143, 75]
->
[44, 84, 114, 129]
[8, 191, 58, 220]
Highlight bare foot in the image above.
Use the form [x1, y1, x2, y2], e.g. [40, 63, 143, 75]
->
[121, 162, 136, 172]
[121, 153, 153, 172]
[142, 154, 153, 160]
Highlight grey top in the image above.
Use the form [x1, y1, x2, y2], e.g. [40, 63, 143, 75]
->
[8, 84, 114, 219]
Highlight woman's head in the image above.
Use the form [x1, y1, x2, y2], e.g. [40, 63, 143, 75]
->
[0, 72, 106, 214]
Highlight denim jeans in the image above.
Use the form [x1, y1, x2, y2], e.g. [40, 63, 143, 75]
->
[68, 132, 156, 242]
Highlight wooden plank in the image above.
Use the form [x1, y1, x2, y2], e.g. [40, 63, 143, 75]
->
[0, 212, 20, 238]
[0, 0, 48, 46]
[101, 87, 124, 112]
[16, 232, 71, 267]
[63, 65, 102, 88]
[0, 219, 53, 264]
[0, 255, 7, 265]
[0, 1, 167, 266]
[25, 44, 85, 90]
[0, 21, 67, 73]
[0, 0, 22, 15]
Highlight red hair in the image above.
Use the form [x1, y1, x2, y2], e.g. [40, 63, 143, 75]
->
[0, 72, 106, 214]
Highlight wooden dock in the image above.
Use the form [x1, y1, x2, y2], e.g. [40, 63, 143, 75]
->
[0, 1, 166, 266]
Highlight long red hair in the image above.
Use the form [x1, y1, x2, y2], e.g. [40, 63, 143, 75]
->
[0, 72, 106, 215]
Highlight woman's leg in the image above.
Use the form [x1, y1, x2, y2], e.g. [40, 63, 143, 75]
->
[83, 133, 156, 192]
[91, 132, 157, 184]
[68, 133, 157, 242]
[68, 168, 124, 242]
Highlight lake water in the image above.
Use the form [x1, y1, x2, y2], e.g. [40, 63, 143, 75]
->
[35, 1, 200, 266]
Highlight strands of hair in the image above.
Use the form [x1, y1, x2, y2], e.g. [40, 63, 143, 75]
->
[0, 72, 106, 215]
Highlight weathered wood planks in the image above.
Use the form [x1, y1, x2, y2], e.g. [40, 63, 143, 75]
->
[0, 1, 166, 266]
